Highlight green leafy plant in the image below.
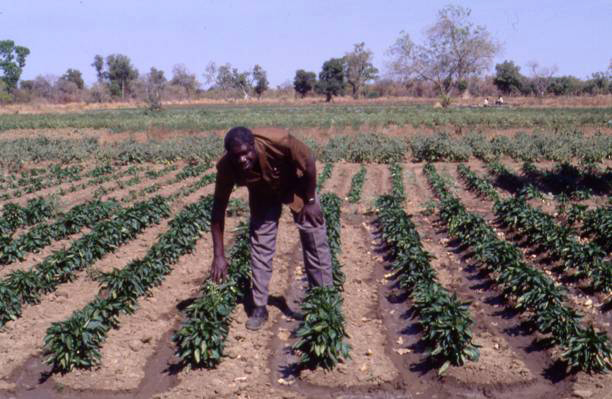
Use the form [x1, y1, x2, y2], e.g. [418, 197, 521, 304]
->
[347, 165, 367, 203]
[173, 220, 250, 368]
[44, 195, 216, 372]
[425, 162, 611, 374]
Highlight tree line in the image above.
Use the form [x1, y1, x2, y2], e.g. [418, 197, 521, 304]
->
[1, 5, 611, 107]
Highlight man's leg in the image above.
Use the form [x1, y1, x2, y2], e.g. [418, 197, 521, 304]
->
[249, 200, 282, 310]
[293, 197, 333, 288]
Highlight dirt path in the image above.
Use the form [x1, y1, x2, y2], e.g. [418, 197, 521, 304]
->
[326, 162, 353, 200]
[298, 213, 399, 390]
[51, 201, 243, 391]
[0, 180, 217, 393]
[0, 166, 211, 279]
[0, 164, 140, 209]
[445, 164, 612, 321]
[437, 163, 612, 399]
[158, 209, 296, 399]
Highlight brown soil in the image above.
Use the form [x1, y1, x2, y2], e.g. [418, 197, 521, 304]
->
[0, 161, 610, 399]
[1, 95, 611, 115]
[0, 163, 144, 208]
[0, 177, 219, 391]
[446, 162, 612, 311]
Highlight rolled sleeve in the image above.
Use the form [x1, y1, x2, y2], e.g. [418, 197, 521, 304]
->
[287, 134, 312, 176]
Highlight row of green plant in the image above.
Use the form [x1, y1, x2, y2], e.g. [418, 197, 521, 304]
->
[0, 196, 170, 327]
[377, 164, 479, 374]
[118, 164, 184, 204]
[89, 165, 172, 201]
[569, 206, 612, 253]
[2, 131, 611, 166]
[457, 163, 611, 293]
[0, 136, 224, 166]
[0, 164, 83, 192]
[347, 165, 367, 203]
[0, 169, 215, 324]
[292, 193, 350, 370]
[0, 199, 121, 265]
[426, 163, 611, 373]
[389, 162, 406, 201]
[316, 162, 334, 193]
[144, 164, 178, 179]
[495, 197, 611, 293]
[43, 195, 216, 372]
[174, 220, 251, 368]
[320, 193, 345, 290]
[411, 131, 612, 164]
[0, 164, 116, 201]
[0, 197, 56, 238]
[522, 161, 610, 199]
[0, 166, 47, 183]
[0, 163, 119, 202]
[314, 134, 406, 164]
[1, 104, 609, 133]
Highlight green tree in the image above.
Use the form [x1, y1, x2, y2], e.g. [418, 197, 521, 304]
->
[0, 40, 30, 92]
[583, 71, 609, 95]
[252, 64, 268, 99]
[316, 58, 345, 102]
[387, 5, 500, 100]
[547, 76, 582, 96]
[493, 60, 523, 94]
[105, 54, 139, 99]
[92, 55, 104, 82]
[145, 67, 166, 111]
[60, 68, 84, 90]
[293, 69, 316, 98]
[343, 42, 378, 98]
[214, 63, 251, 99]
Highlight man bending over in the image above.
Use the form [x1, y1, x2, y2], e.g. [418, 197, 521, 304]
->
[210, 127, 333, 330]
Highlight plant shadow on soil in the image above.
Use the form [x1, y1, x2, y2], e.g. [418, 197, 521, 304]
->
[430, 216, 577, 384]
[370, 222, 447, 377]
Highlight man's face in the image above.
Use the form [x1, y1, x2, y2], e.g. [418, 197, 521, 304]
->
[229, 141, 257, 173]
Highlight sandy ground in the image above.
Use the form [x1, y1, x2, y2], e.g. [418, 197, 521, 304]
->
[0, 161, 610, 399]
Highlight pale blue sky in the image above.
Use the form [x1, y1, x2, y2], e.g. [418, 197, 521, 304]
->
[2, 0, 611, 87]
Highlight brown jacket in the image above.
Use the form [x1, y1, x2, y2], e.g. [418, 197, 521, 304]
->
[215, 129, 312, 212]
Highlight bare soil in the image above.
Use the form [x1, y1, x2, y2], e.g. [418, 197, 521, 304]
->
[0, 161, 610, 399]
[1, 95, 611, 116]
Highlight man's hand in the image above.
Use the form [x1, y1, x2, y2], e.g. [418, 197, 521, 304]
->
[296, 201, 324, 226]
[211, 255, 229, 282]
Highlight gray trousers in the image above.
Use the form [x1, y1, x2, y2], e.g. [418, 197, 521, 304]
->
[249, 196, 333, 307]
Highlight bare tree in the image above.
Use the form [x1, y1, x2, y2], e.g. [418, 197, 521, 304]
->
[387, 5, 501, 101]
[344, 42, 378, 98]
[203, 61, 217, 88]
[527, 61, 558, 96]
[170, 64, 199, 98]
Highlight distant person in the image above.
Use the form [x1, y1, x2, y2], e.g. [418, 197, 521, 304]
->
[209, 127, 333, 331]
[483, 97, 489, 107]
[496, 96, 504, 106]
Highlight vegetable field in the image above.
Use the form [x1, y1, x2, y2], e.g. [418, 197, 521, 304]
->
[0, 110, 610, 398]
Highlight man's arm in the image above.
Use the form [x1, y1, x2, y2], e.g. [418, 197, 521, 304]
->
[210, 174, 233, 281]
[288, 135, 324, 225]
[303, 153, 317, 203]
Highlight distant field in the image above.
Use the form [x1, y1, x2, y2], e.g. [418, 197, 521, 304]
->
[0, 100, 610, 398]
[0, 103, 611, 132]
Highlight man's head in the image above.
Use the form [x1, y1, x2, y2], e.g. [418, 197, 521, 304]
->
[224, 126, 257, 173]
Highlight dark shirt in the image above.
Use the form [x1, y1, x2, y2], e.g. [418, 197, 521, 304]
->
[215, 129, 312, 212]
